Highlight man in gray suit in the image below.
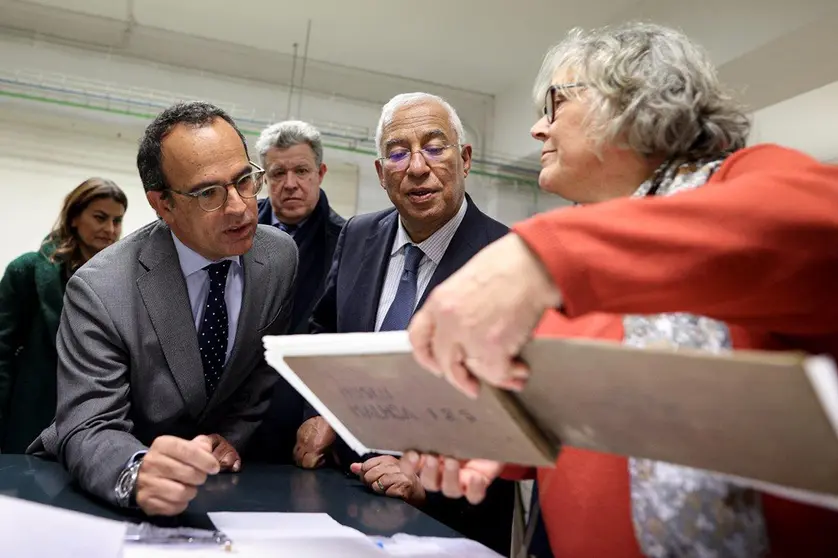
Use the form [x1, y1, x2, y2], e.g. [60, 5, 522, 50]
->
[29, 102, 301, 516]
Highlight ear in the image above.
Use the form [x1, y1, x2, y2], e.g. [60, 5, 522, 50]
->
[146, 191, 175, 225]
[460, 144, 473, 178]
[318, 163, 328, 181]
[374, 159, 386, 189]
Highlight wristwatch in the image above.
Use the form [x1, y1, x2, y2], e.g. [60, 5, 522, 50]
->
[115, 453, 145, 508]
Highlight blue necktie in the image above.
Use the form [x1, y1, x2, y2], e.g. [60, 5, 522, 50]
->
[198, 260, 232, 397]
[379, 244, 424, 331]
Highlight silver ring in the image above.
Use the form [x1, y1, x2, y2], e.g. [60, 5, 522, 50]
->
[375, 479, 385, 492]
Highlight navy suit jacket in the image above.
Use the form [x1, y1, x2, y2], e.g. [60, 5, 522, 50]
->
[310, 194, 508, 334]
[309, 194, 515, 555]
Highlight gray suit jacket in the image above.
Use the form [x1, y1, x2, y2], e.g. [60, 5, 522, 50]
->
[28, 221, 299, 505]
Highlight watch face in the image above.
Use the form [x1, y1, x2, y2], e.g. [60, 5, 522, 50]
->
[118, 472, 131, 496]
[116, 463, 138, 503]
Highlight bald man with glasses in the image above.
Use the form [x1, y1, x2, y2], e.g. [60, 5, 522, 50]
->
[296, 92, 514, 555]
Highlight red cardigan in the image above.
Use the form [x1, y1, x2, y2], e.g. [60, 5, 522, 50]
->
[506, 144, 838, 557]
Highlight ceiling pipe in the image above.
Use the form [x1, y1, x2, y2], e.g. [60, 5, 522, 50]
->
[286, 42, 298, 119]
[296, 19, 312, 118]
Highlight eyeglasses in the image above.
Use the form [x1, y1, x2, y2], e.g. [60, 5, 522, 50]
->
[543, 82, 586, 124]
[377, 143, 461, 171]
[165, 162, 265, 212]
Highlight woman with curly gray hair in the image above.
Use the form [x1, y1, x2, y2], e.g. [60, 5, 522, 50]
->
[400, 22, 838, 557]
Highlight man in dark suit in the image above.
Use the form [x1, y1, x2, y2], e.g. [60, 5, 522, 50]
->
[28, 102, 302, 516]
[254, 120, 345, 335]
[248, 121, 346, 463]
[295, 92, 515, 555]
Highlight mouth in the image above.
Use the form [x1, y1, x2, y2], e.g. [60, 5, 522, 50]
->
[406, 188, 439, 204]
[224, 223, 253, 239]
[540, 150, 556, 161]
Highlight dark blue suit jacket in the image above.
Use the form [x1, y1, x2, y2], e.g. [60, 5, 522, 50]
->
[310, 194, 508, 334]
[309, 194, 515, 555]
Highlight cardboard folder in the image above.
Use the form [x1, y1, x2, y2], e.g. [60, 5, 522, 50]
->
[263, 331, 838, 501]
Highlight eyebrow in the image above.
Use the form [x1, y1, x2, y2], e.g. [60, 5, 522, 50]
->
[421, 129, 448, 143]
[270, 163, 312, 171]
[384, 129, 449, 152]
[185, 164, 252, 193]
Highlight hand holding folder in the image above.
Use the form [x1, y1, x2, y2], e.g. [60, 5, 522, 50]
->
[264, 331, 838, 508]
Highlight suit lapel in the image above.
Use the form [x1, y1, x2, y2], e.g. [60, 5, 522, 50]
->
[204, 230, 267, 412]
[353, 212, 398, 332]
[417, 199, 486, 310]
[136, 223, 207, 418]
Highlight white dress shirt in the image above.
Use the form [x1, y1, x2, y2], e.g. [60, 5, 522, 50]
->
[374, 198, 468, 331]
[171, 232, 243, 362]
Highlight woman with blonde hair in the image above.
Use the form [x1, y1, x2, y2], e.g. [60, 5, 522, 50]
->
[0, 177, 127, 453]
[402, 22, 838, 557]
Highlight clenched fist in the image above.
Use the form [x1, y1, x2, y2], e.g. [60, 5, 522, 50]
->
[135, 435, 219, 516]
[293, 416, 336, 469]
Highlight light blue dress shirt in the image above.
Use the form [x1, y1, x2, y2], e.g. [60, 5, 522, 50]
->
[171, 232, 243, 363]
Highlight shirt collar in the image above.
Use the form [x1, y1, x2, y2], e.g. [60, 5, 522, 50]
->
[272, 210, 308, 231]
[391, 196, 468, 265]
[171, 232, 241, 278]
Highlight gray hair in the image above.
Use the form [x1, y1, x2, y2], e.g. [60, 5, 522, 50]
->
[375, 92, 467, 156]
[533, 22, 750, 160]
[255, 120, 324, 168]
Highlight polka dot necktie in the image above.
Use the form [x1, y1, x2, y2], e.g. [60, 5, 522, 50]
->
[198, 260, 232, 398]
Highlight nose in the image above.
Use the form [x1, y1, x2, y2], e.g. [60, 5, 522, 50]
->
[103, 221, 115, 237]
[224, 185, 247, 215]
[406, 150, 430, 176]
[282, 171, 299, 190]
[531, 115, 549, 141]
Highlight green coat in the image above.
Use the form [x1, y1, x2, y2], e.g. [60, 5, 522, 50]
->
[0, 243, 66, 453]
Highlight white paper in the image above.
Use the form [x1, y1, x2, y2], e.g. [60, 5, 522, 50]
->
[208, 511, 360, 539]
[207, 512, 386, 557]
[264, 331, 411, 357]
[370, 534, 504, 557]
[805, 355, 838, 439]
[0, 495, 126, 558]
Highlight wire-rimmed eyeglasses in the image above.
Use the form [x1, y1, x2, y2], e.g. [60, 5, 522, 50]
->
[165, 162, 265, 212]
[377, 143, 461, 171]
[543, 82, 586, 124]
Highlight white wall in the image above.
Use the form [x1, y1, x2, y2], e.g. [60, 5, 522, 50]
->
[0, 101, 151, 268]
[749, 79, 838, 162]
[0, 98, 364, 272]
[0, 32, 577, 279]
[491, 81, 542, 160]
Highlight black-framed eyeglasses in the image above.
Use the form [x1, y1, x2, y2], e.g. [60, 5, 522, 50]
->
[165, 162, 266, 212]
[543, 82, 586, 124]
[377, 143, 461, 171]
